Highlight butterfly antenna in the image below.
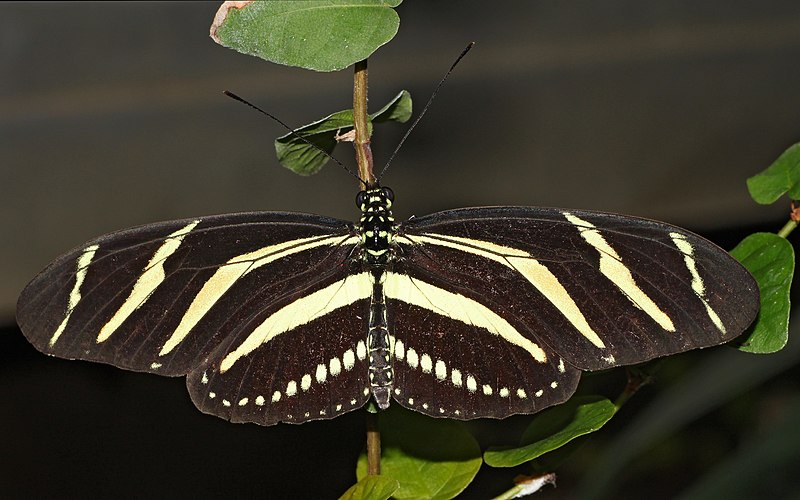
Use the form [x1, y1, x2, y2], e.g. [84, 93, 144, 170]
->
[377, 42, 475, 182]
[223, 91, 366, 187]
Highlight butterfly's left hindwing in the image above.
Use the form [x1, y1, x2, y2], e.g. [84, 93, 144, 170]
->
[188, 283, 372, 425]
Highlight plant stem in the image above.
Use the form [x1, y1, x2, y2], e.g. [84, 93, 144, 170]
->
[356, 58, 381, 475]
[366, 411, 381, 475]
[777, 219, 797, 239]
[491, 473, 558, 499]
[490, 485, 523, 500]
[353, 59, 375, 187]
[615, 364, 656, 410]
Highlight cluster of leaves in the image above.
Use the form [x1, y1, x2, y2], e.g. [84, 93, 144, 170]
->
[212, 1, 795, 498]
[212, 0, 408, 176]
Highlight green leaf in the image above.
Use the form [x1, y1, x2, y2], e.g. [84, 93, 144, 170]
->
[339, 475, 399, 500]
[483, 397, 617, 468]
[730, 233, 794, 353]
[274, 110, 353, 176]
[275, 90, 411, 175]
[356, 406, 482, 500]
[211, 0, 402, 72]
[746, 143, 800, 204]
[371, 89, 412, 124]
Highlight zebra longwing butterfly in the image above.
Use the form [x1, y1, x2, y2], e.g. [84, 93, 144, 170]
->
[17, 184, 758, 425]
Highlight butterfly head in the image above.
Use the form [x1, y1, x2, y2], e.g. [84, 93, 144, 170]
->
[356, 186, 394, 213]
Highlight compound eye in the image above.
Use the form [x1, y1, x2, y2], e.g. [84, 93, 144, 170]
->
[356, 191, 367, 208]
[381, 186, 395, 202]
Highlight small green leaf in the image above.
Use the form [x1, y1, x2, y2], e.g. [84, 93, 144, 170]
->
[371, 89, 412, 124]
[356, 406, 482, 500]
[730, 232, 794, 353]
[275, 90, 411, 175]
[339, 475, 399, 500]
[746, 143, 800, 204]
[274, 109, 354, 176]
[211, 0, 402, 72]
[483, 397, 617, 468]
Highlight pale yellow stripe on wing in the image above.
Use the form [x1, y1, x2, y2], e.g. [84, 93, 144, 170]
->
[159, 234, 357, 356]
[384, 272, 548, 363]
[96, 220, 200, 343]
[669, 232, 726, 333]
[670, 233, 705, 296]
[49, 244, 100, 347]
[564, 212, 675, 332]
[219, 272, 372, 373]
[506, 256, 606, 348]
[407, 234, 529, 259]
[404, 233, 605, 349]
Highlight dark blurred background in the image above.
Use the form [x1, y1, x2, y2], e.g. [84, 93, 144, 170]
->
[2, 2, 799, 499]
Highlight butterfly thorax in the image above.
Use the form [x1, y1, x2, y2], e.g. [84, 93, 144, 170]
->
[357, 186, 396, 268]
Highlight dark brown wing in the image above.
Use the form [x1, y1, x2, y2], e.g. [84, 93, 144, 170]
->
[397, 206, 758, 372]
[17, 211, 372, 425]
